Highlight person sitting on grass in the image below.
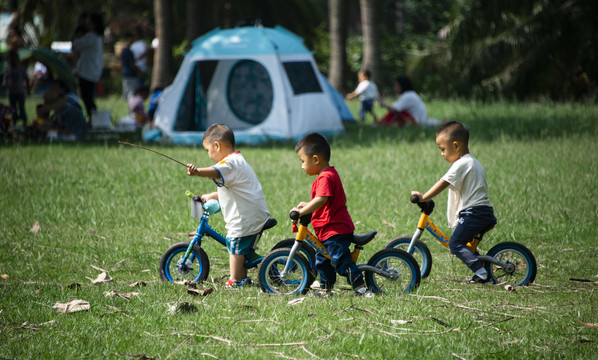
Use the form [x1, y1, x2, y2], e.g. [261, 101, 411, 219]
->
[290, 133, 374, 297]
[128, 85, 150, 128]
[40, 79, 88, 141]
[411, 121, 497, 284]
[378, 76, 442, 128]
[186, 124, 271, 288]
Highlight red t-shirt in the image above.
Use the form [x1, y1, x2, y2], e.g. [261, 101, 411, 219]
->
[311, 167, 355, 241]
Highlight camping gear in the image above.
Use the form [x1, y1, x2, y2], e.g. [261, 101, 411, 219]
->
[147, 25, 352, 145]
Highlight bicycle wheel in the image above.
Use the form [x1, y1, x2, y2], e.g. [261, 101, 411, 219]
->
[364, 248, 421, 294]
[385, 236, 432, 278]
[484, 242, 537, 286]
[159, 242, 210, 283]
[258, 248, 311, 295]
[271, 238, 317, 273]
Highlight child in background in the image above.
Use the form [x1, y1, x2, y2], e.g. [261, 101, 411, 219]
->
[411, 121, 497, 283]
[3, 49, 29, 129]
[346, 69, 379, 123]
[186, 124, 271, 288]
[291, 133, 373, 297]
[128, 85, 150, 127]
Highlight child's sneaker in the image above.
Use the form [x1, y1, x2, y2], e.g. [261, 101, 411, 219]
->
[224, 278, 252, 288]
[467, 275, 491, 284]
[354, 287, 375, 298]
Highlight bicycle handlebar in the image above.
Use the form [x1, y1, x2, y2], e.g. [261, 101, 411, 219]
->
[289, 210, 300, 221]
[186, 190, 205, 204]
[410, 194, 421, 203]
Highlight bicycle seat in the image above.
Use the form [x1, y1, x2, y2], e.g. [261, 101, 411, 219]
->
[474, 224, 495, 241]
[352, 231, 377, 246]
[262, 218, 277, 231]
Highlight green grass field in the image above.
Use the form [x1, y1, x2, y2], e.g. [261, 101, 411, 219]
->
[1, 99, 597, 359]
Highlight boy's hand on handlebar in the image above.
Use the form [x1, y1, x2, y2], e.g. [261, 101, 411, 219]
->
[411, 191, 423, 203]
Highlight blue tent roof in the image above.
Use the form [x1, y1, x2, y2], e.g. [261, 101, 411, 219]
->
[188, 25, 311, 57]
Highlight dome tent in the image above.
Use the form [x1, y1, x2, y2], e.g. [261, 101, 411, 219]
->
[146, 25, 350, 145]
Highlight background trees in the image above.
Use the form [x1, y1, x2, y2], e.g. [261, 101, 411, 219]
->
[5, 0, 596, 101]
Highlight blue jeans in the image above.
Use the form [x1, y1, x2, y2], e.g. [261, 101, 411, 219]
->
[359, 99, 374, 121]
[316, 233, 365, 290]
[449, 206, 497, 272]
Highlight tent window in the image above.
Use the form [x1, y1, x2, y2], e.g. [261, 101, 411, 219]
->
[174, 61, 217, 131]
[226, 60, 273, 125]
[283, 61, 322, 95]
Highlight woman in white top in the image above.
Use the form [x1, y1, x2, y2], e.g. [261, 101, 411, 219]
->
[379, 76, 442, 127]
[72, 12, 103, 123]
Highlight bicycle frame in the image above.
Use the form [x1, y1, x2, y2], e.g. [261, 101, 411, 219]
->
[281, 220, 392, 279]
[409, 207, 512, 270]
[181, 205, 263, 271]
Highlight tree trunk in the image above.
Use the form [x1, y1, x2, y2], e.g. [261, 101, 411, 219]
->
[328, 0, 347, 92]
[359, 0, 381, 85]
[151, 0, 175, 90]
[186, 0, 202, 44]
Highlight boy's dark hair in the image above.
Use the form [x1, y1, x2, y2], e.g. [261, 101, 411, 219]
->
[360, 69, 371, 79]
[437, 121, 469, 146]
[295, 132, 330, 161]
[203, 123, 235, 147]
[395, 76, 414, 92]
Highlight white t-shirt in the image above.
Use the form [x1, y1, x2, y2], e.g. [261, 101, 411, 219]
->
[73, 32, 103, 82]
[392, 90, 428, 125]
[130, 40, 148, 73]
[211, 152, 270, 238]
[354, 80, 379, 101]
[441, 154, 492, 228]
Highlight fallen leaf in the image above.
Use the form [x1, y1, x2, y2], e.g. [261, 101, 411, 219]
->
[390, 319, 411, 325]
[382, 220, 396, 228]
[53, 299, 90, 313]
[86, 272, 113, 284]
[129, 281, 147, 287]
[187, 287, 213, 296]
[30, 221, 41, 234]
[90, 264, 108, 273]
[1, 274, 9, 280]
[504, 284, 516, 291]
[287, 297, 305, 306]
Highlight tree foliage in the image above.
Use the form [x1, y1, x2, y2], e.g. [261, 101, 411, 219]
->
[415, 0, 598, 100]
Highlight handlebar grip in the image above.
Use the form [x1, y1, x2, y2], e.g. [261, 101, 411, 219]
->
[289, 210, 300, 221]
[410, 194, 421, 203]
[186, 190, 204, 203]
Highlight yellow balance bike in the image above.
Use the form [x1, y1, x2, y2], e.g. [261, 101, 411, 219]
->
[385, 195, 536, 286]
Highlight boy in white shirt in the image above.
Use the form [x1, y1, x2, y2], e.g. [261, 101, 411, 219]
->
[346, 69, 379, 123]
[186, 124, 271, 287]
[411, 121, 497, 283]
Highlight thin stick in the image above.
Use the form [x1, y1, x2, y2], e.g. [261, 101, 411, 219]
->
[118, 141, 188, 167]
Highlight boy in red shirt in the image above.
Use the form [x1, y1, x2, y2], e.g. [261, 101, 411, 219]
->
[291, 133, 373, 297]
